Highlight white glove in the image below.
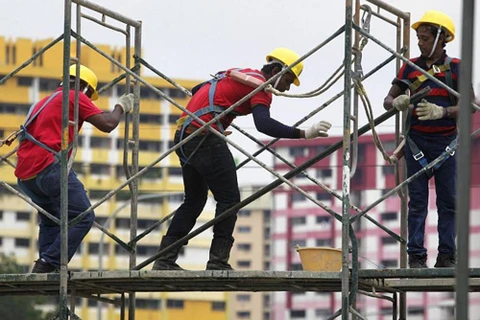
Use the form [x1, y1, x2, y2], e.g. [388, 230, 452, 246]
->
[305, 120, 332, 139]
[416, 99, 444, 120]
[392, 94, 410, 112]
[116, 93, 135, 113]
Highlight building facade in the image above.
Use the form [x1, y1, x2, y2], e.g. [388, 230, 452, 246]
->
[269, 121, 480, 320]
[0, 36, 229, 320]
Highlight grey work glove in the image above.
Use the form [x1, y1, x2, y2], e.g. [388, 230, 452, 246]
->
[416, 99, 444, 120]
[392, 94, 410, 112]
[305, 120, 332, 139]
[117, 93, 135, 113]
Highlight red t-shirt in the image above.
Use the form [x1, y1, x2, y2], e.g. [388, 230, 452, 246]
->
[183, 68, 272, 130]
[15, 88, 103, 179]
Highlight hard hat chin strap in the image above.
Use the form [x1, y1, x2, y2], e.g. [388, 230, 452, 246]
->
[428, 26, 442, 58]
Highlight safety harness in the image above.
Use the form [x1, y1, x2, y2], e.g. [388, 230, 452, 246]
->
[176, 68, 265, 163]
[405, 56, 458, 178]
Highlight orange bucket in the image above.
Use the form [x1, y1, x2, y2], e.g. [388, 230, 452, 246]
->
[296, 246, 342, 272]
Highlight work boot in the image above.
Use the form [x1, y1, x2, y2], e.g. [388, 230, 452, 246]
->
[206, 238, 234, 270]
[408, 254, 428, 268]
[152, 236, 185, 270]
[31, 259, 58, 273]
[434, 253, 456, 268]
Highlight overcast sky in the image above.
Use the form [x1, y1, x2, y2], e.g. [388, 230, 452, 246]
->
[1, 0, 478, 185]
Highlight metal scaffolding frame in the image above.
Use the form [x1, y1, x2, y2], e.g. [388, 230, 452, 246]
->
[0, 0, 477, 319]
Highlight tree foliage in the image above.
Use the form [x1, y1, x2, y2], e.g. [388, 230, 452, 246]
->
[0, 254, 51, 320]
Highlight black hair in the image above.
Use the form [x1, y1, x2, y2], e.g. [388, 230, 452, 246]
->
[421, 24, 447, 47]
[261, 62, 283, 76]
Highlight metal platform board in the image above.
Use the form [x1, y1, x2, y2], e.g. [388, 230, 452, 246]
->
[1, 269, 480, 296]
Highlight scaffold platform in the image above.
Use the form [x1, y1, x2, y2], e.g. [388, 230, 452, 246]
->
[1, 269, 480, 297]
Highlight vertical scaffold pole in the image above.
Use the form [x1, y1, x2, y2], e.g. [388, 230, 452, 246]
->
[127, 20, 142, 320]
[399, 11, 410, 320]
[61, 0, 72, 319]
[342, 0, 353, 319]
[456, 0, 475, 318]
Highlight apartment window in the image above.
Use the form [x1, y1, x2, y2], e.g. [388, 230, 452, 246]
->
[263, 209, 271, 220]
[168, 167, 182, 177]
[168, 193, 184, 202]
[292, 239, 306, 247]
[139, 140, 162, 152]
[170, 89, 187, 99]
[167, 299, 184, 309]
[91, 137, 111, 148]
[236, 311, 251, 319]
[140, 86, 157, 99]
[316, 192, 331, 201]
[289, 147, 306, 157]
[0, 210, 4, 220]
[238, 226, 251, 233]
[11, 45, 16, 64]
[237, 243, 251, 251]
[408, 307, 424, 315]
[136, 299, 161, 309]
[17, 76, 33, 86]
[381, 236, 397, 245]
[0, 103, 30, 115]
[380, 259, 398, 268]
[316, 238, 333, 247]
[90, 164, 110, 176]
[236, 294, 251, 302]
[137, 245, 158, 256]
[0, 237, 3, 245]
[39, 78, 59, 92]
[316, 215, 331, 224]
[263, 312, 270, 320]
[291, 263, 303, 271]
[238, 210, 251, 217]
[137, 219, 158, 229]
[88, 299, 98, 307]
[16, 211, 30, 221]
[88, 243, 108, 255]
[237, 260, 251, 268]
[290, 310, 306, 318]
[168, 114, 180, 124]
[291, 193, 306, 203]
[15, 238, 30, 248]
[382, 165, 395, 175]
[72, 162, 86, 175]
[0, 129, 4, 138]
[5, 45, 10, 64]
[89, 190, 109, 200]
[211, 301, 225, 311]
[139, 113, 162, 123]
[381, 211, 398, 221]
[115, 218, 131, 229]
[264, 261, 271, 270]
[115, 245, 129, 256]
[381, 307, 393, 316]
[291, 216, 306, 226]
[316, 168, 332, 178]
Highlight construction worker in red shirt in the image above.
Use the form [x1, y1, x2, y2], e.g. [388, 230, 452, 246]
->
[383, 11, 473, 268]
[152, 48, 332, 270]
[15, 65, 134, 273]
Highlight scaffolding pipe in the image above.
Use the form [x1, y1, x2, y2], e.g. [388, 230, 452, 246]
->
[72, 0, 141, 28]
[456, 0, 475, 318]
[365, 0, 409, 20]
[59, 1, 72, 319]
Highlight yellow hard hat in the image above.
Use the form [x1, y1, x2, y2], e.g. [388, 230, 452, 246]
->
[266, 47, 303, 86]
[412, 10, 455, 43]
[68, 64, 99, 100]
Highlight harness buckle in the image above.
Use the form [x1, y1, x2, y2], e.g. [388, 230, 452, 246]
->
[445, 146, 455, 157]
[432, 65, 441, 74]
[413, 151, 425, 161]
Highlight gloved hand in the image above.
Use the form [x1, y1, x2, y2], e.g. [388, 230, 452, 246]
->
[116, 93, 135, 113]
[416, 99, 444, 120]
[305, 120, 332, 139]
[392, 94, 410, 112]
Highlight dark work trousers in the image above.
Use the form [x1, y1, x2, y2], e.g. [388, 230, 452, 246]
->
[18, 163, 95, 267]
[405, 131, 457, 257]
[166, 131, 240, 242]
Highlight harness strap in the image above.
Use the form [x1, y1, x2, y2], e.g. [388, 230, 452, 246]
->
[409, 63, 450, 92]
[18, 91, 71, 160]
[177, 68, 256, 163]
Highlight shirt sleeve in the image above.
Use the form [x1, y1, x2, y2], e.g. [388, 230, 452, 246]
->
[391, 62, 410, 92]
[73, 91, 104, 120]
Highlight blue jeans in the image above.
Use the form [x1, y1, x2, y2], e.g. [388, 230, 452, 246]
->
[18, 163, 95, 267]
[405, 131, 456, 256]
[166, 131, 240, 242]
